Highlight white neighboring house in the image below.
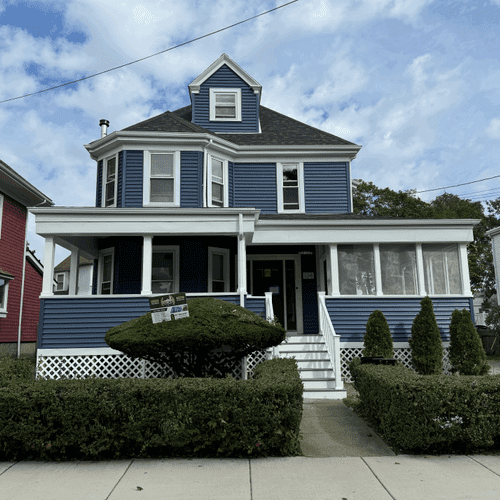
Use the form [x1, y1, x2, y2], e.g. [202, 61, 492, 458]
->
[53, 256, 93, 295]
[487, 227, 500, 306]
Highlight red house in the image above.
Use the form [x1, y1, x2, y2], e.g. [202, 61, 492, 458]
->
[0, 159, 53, 357]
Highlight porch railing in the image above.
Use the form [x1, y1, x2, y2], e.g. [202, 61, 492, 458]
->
[317, 292, 343, 390]
[265, 291, 280, 359]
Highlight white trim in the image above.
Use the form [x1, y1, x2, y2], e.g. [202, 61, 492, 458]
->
[208, 246, 230, 292]
[69, 249, 79, 295]
[0, 194, 3, 238]
[97, 247, 114, 295]
[207, 154, 228, 207]
[151, 245, 179, 294]
[277, 162, 305, 213]
[41, 237, 56, 297]
[102, 154, 118, 208]
[340, 342, 451, 349]
[459, 243, 471, 296]
[0, 276, 11, 317]
[143, 150, 180, 207]
[209, 88, 242, 122]
[55, 272, 68, 292]
[38, 347, 124, 356]
[373, 244, 383, 296]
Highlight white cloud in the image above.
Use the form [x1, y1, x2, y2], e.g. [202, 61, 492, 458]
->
[486, 118, 500, 139]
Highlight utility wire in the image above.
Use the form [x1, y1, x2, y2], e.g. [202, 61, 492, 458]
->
[415, 174, 500, 194]
[0, 0, 299, 104]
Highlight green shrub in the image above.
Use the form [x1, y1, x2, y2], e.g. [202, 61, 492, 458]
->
[105, 297, 286, 378]
[449, 309, 489, 375]
[0, 356, 35, 386]
[363, 310, 393, 358]
[409, 296, 443, 375]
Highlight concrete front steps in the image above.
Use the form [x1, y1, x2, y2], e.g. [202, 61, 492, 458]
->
[278, 334, 347, 400]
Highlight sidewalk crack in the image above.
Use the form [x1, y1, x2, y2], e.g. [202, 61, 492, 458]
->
[468, 455, 500, 478]
[361, 457, 397, 500]
[105, 458, 135, 500]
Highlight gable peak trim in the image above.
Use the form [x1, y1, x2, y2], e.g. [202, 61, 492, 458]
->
[189, 54, 262, 97]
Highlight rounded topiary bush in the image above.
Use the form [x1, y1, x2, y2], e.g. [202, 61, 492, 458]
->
[363, 310, 393, 358]
[409, 296, 443, 375]
[105, 297, 286, 378]
[449, 308, 489, 375]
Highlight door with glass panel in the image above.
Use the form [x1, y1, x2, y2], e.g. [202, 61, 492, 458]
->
[152, 246, 177, 293]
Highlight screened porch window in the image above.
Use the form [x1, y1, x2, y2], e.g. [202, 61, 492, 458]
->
[423, 244, 461, 294]
[380, 244, 417, 295]
[338, 245, 375, 295]
[152, 246, 179, 293]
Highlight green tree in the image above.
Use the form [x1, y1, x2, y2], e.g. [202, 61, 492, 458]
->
[409, 297, 443, 375]
[105, 297, 286, 378]
[363, 310, 393, 358]
[449, 309, 489, 375]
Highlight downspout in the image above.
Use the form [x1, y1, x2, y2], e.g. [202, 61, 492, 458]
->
[17, 213, 29, 358]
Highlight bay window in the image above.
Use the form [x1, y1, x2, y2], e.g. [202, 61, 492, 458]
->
[103, 155, 117, 207]
[209, 156, 227, 207]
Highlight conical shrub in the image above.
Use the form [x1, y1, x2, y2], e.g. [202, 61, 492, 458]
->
[363, 310, 393, 358]
[449, 309, 489, 375]
[409, 296, 443, 375]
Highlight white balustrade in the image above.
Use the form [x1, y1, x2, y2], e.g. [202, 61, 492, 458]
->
[265, 291, 280, 359]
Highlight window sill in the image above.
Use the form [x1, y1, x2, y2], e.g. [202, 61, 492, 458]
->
[0, 310, 7, 318]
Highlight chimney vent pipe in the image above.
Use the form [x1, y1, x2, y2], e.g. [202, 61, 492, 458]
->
[99, 119, 109, 138]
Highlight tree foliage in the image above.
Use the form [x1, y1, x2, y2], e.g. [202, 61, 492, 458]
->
[449, 309, 489, 375]
[353, 181, 500, 298]
[363, 310, 393, 358]
[409, 297, 443, 375]
[105, 297, 286, 378]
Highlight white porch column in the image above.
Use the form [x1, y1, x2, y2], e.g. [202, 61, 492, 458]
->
[69, 248, 80, 295]
[328, 244, 340, 296]
[141, 236, 153, 295]
[41, 237, 55, 297]
[459, 243, 472, 296]
[416, 243, 427, 296]
[374, 244, 383, 295]
[237, 235, 247, 306]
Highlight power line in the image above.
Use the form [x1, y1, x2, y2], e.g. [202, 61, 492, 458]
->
[415, 174, 500, 194]
[0, 0, 299, 104]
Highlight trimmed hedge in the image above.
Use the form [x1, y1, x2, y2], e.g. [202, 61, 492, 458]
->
[0, 358, 303, 461]
[350, 358, 500, 454]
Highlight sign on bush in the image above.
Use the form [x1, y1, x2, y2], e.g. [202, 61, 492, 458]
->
[149, 293, 189, 324]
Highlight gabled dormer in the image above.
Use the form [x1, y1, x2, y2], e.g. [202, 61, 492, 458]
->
[188, 54, 262, 133]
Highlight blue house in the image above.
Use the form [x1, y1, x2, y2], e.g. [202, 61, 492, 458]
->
[31, 54, 477, 398]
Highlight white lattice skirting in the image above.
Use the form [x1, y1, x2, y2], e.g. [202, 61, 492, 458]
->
[340, 344, 451, 382]
[36, 349, 269, 381]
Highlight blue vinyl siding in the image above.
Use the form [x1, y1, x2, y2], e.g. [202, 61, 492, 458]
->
[325, 296, 473, 343]
[304, 162, 350, 213]
[123, 150, 143, 208]
[117, 151, 123, 207]
[192, 64, 259, 133]
[233, 163, 277, 213]
[180, 151, 203, 207]
[245, 297, 266, 319]
[96, 160, 103, 207]
[228, 161, 234, 206]
[38, 295, 243, 349]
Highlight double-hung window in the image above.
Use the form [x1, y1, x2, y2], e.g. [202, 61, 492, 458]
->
[55, 272, 68, 292]
[103, 155, 117, 207]
[144, 151, 180, 206]
[277, 162, 304, 212]
[209, 88, 241, 121]
[208, 155, 227, 207]
[208, 247, 230, 292]
[152, 246, 179, 294]
[0, 273, 12, 317]
[98, 248, 114, 295]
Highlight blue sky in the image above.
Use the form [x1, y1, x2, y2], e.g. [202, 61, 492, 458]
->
[1, 0, 500, 263]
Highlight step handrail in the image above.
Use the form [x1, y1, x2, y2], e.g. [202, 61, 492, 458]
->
[265, 292, 280, 359]
[317, 292, 344, 390]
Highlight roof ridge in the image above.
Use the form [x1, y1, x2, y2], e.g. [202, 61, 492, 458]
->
[165, 110, 206, 133]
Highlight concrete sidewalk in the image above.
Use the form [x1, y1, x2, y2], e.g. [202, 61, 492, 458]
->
[2, 455, 500, 499]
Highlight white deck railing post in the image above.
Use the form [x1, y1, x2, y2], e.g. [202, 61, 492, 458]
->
[265, 291, 279, 359]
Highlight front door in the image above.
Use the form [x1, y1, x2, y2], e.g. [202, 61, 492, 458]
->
[247, 256, 302, 334]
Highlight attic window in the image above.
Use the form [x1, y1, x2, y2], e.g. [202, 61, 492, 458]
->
[209, 88, 241, 121]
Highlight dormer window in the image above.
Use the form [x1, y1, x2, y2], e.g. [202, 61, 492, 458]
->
[103, 155, 117, 207]
[209, 88, 241, 121]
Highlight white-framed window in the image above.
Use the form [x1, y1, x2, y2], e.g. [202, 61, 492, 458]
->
[0, 194, 4, 238]
[423, 244, 462, 295]
[338, 245, 376, 295]
[209, 88, 242, 121]
[152, 245, 179, 294]
[54, 272, 68, 292]
[143, 151, 180, 206]
[102, 155, 118, 207]
[98, 248, 114, 295]
[0, 274, 12, 317]
[208, 155, 228, 207]
[277, 162, 305, 213]
[208, 247, 230, 292]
